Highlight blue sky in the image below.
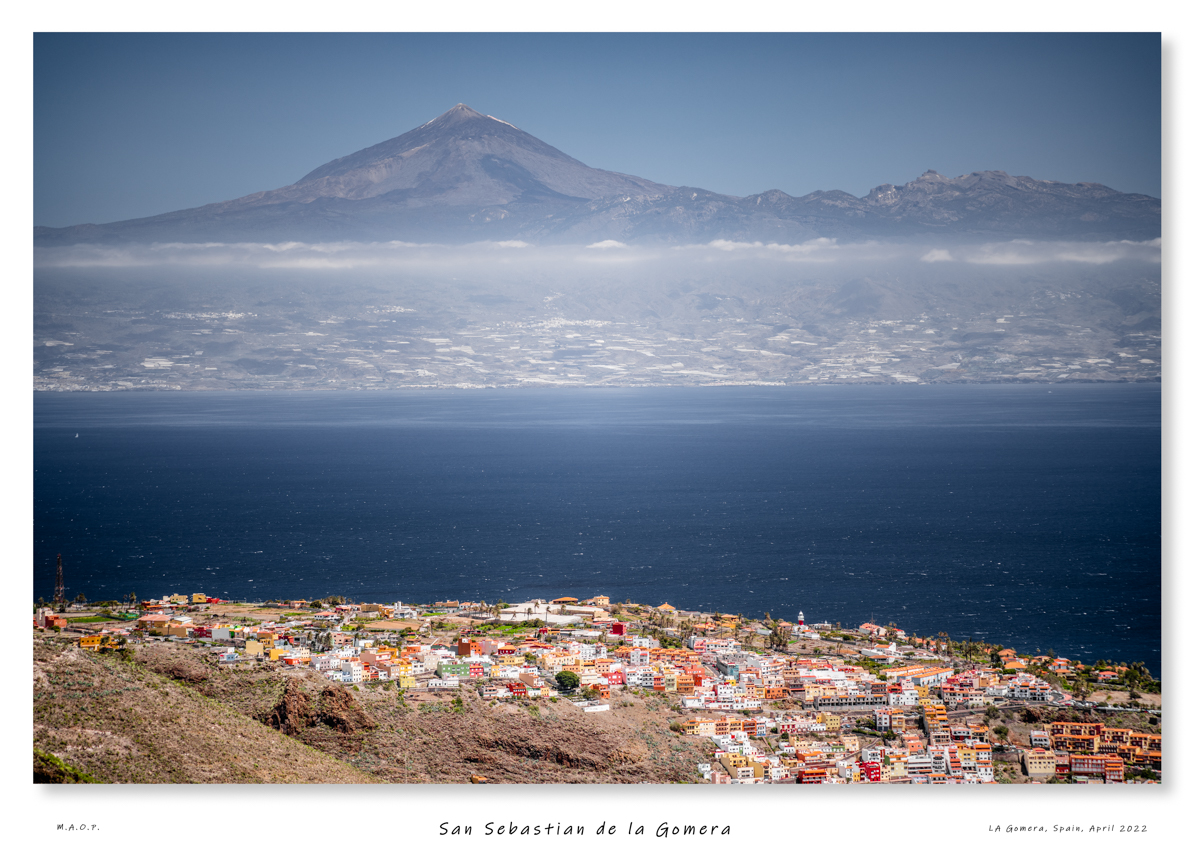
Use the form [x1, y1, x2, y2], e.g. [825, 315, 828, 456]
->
[34, 32, 1161, 227]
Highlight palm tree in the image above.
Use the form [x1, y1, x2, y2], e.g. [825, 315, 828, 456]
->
[768, 620, 789, 651]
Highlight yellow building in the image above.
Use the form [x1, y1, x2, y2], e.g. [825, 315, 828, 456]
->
[922, 701, 949, 731]
[79, 634, 104, 651]
[137, 614, 172, 635]
[539, 653, 572, 671]
[245, 640, 264, 657]
[719, 756, 764, 781]
[1024, 748, 1058, 779]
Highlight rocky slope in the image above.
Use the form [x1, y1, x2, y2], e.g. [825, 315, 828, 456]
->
[34, 634, 709, 784]
[33, 636, 379, 783]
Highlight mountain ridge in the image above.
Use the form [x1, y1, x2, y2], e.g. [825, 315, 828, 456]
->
[34, 104, 1161, 246]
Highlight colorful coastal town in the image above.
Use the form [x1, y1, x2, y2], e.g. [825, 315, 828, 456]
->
[35, 591, 1162, 784]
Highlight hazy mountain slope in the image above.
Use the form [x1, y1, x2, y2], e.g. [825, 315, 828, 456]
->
[34, 105, 1160, 245]
[33, 249, 1161, 392]
[292, 103, 670, 203]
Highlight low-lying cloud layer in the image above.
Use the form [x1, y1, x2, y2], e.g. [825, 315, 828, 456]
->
[34, 237, 1162, 271]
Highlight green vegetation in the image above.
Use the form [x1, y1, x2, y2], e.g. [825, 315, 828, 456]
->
[1121, 661, 1159, 691]
[767, 620, 790, 650]
[34, 748, 98, 783]
[555, 670, 580, 692]
[476, 620, 542, 635]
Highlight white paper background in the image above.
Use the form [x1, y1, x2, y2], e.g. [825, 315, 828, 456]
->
[10, 5, 1190, 856]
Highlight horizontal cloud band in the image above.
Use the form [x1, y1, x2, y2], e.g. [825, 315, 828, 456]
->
[34, 237, 1161, 269]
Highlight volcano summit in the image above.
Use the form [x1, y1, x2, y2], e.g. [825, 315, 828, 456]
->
[35, 104, 1159, 247]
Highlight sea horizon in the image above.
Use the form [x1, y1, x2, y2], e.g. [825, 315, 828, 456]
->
[34, 383, 1161, 676]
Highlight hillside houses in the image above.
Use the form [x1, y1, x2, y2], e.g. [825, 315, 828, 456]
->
[43, 597, 1161, 785]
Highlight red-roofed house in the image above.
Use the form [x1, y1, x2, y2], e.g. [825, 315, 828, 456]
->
[137, 614, 172, 635]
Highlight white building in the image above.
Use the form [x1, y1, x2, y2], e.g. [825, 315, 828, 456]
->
[340, 660, 364, 684]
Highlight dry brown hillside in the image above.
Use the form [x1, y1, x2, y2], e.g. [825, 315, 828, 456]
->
[33, 635, 378, 783]
[35, 635, 711, 784]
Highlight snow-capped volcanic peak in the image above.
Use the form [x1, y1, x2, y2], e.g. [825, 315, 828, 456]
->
[418, 104, 519, 131]
[284, 103, 668, 206]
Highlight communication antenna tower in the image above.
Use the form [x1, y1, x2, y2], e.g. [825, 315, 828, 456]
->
[54, 554, 65, 606]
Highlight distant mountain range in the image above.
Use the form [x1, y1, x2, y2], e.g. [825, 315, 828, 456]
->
[35, 103, 1161, 246]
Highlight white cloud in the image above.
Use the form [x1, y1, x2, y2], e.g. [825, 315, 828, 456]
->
[664, 237, 845, 262]
[33, 236, 1162, 273]
[697, 238, 838, 254]
[964, 238, 1161, 266]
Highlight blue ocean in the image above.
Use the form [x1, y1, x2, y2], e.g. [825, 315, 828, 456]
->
[34, 385, 1161, 676]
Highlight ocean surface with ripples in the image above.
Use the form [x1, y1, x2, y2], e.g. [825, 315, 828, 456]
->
[34, 384, 1160, 675]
